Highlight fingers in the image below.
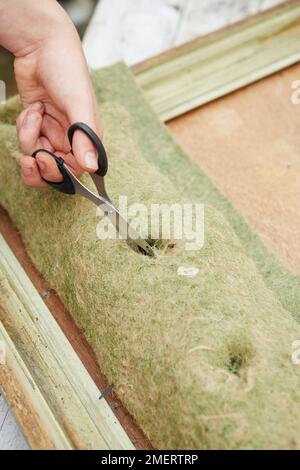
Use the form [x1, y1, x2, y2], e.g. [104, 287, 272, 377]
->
[19, 150, 82, 189]
[16, 102, 44, 132]
[65, 90, 104, 173]
[71, 128, 99, 172]
[20, 151, 65, 187]
[18, 103, 63, 183]
[17, 84, 104, 192]
[40, 136, 54, 152]
[18, 103, 43, 155]
[20, 156, 48, 189]
[35, 151, 63, 183]
[57, 151, 82, 176]
[35, 149, 82, 182]
[41, 114, 70, 153]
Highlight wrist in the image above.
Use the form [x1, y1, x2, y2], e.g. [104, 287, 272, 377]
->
[0, 0, 74, 56]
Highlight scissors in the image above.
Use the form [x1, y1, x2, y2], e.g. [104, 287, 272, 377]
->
[32, 122, 155, 258]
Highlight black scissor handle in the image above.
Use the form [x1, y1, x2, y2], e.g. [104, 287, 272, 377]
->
[31, 123, 107, 195]
[68, 122, 108, 177]
[31, 149, 76, 194]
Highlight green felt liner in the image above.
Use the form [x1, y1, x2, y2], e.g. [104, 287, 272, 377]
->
[92, 63, 300, 323]
[1, 63, 300, 449]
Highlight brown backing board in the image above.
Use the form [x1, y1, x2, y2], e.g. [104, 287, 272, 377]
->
[168, 62, 300, 273]
[0, 207, 152, 450]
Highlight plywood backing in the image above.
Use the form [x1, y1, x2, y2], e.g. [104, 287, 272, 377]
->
[168, 62, 300, 272]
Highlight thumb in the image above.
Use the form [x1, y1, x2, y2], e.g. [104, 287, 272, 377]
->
[66, 96, 103, 173]
[71, 127, 99, 172]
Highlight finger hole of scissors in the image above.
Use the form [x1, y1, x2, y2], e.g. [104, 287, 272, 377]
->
[34, 150, 63, 183]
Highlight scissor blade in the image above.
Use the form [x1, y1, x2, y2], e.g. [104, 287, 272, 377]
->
[62, 165, 155, 257]
[98, 201, 155, 258]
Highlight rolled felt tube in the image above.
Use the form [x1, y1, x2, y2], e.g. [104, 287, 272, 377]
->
[1, 64, 300, 449]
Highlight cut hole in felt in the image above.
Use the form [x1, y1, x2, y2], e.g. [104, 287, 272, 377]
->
[1, 64, 300, 450]
[226, 337, 255, 376]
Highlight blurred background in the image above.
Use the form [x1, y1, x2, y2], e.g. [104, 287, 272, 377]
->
[0, 0, 283, 98]
[0, 0, 97, 97]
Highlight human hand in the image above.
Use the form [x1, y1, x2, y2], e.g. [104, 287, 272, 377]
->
[0, 0, 103, 188]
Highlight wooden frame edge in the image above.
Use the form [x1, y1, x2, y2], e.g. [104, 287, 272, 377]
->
[132, 0, 300, 121]
[0, 234, 134, 450]
[0, 322, 72, 450]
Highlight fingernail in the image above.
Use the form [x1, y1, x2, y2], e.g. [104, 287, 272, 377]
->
[25, 112, 38, 129]
[21, 166, 32, 177]
[84, 151, 98, 170]
[32, 102, 42, 110]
